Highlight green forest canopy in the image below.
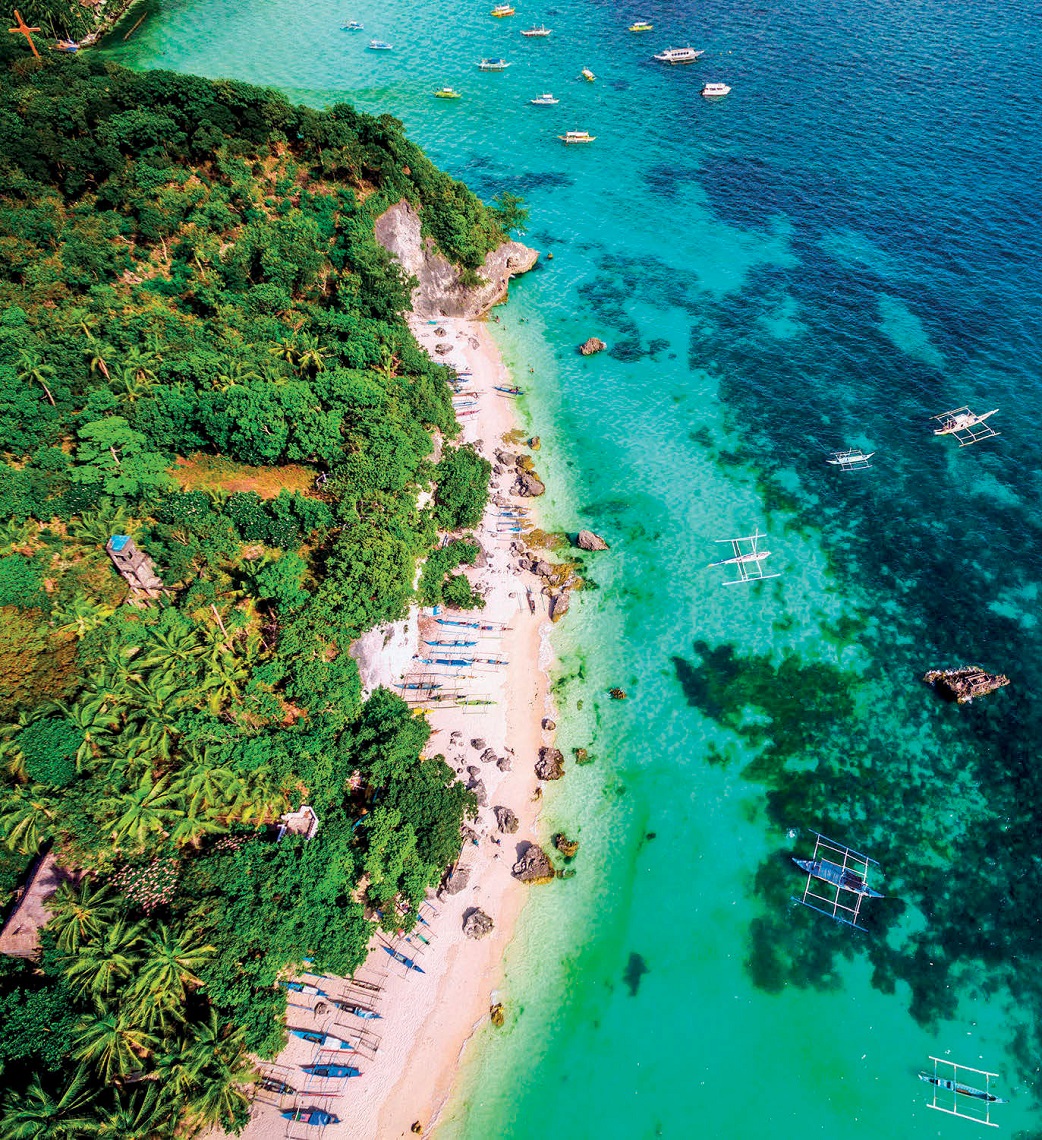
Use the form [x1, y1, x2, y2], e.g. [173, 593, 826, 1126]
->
[0, 40, 506, 1136]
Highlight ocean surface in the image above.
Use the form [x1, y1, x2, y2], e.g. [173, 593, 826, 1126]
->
[110, 1, 1042, 1136]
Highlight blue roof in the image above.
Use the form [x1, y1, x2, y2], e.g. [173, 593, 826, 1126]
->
[109, 535, 131, 551]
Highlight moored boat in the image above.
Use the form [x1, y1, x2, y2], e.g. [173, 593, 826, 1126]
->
[653, 46, 704, 64]
[341, 21, 364, 30]
[435, 87, 462, 98]
[558, 129, 596, 143]
[701, 82, 731, 97]
[521, 25, 551, 36]
[791, 857, 884, 898]
[490, 3, 515, 14]
[628, 20, 653, 31]
[332, 1001, 382, 1019]
[918, 1072, 1007, 1104]
[530, 93, 559, 104]
[478, 57, 511, 69]
[495, 385, 523, 394]
[581, 67, 596, 80]
[367, 39, 393, 50]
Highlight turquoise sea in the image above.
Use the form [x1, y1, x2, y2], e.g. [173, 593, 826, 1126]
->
[110, 1, 1042, 1136]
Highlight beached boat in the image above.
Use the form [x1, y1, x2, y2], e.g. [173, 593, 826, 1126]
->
[654, 46, 704, 64]
[260, 1076, 296, 1095]
[628, 20, 653, 31]
[426, 639, 478, 647]
[341, 21, 364, 30]
[478, 57, 511, 70]
[436, 618, 508, 631]
[281, 1108, 340, 1126]
[701, 82, 731, 97]
[581, 67, 596, 81]
[367, 40, 393, 50]
[289, 1029, 354, 1049]
[281, 980, 327, 997]
[495, 385, 523, 394]
[383, 946, 425, 972]
[918, 1071, 1007, 1104]
[302, 1063, 361, 1079]
[490, 3, 515, 15]
[558, 130, 596, 143]
[530, 93, 559, 105]
[435, 87, 462, 98]
[521, 25, 552, 36]
[332, 1001, 382, 1019]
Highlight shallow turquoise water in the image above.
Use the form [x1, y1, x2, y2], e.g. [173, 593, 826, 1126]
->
[113, 2, 1042, 1136]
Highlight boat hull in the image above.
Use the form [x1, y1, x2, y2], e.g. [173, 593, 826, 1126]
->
[793, 857, 883, 897]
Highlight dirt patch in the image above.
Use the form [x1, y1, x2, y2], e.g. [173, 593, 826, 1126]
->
[171, 454, 316, 499]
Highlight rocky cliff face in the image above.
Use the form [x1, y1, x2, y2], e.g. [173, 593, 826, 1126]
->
[374, 200, 538, 318]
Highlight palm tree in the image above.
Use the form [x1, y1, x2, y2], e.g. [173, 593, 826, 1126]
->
[131, 925, 215, 1015]
[72, 1011, 157, 1084]
[51, 596, 117, 640]
[66, 505, 135, 548]
[109, 365, 154, 406]
[17, 350, 57, 406]
[62, 918, 144, 1004]
[139, 626, 204, 676]
[0, 1071, 96, 1140]
[0, 785, 57, 854]
[0, 516, 36, 554]
[41, 698, 120, 772]
[95, 1086, 173, 1140]
[102, 776, 186, 853]
[86, 342, 116, 382]
[180, 1013, 255, 1135]
[294, 332, 328, 377]
[48, 879, 122, 954]
[212, 358, 258, 392]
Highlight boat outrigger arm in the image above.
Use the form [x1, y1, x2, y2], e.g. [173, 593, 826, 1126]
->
[708, 529, 780, 585]
[791, 831, 883, 931]
[920, 1056, 1006, 1127]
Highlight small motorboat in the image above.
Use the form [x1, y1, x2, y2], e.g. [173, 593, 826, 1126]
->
[521, 25, 552, 36]
[435, 87, 462, 98]
[302, 1063, 361, 1079]
[341, 21, 364, 30]
[702, 82, 731, 97]
[491, 3, 515, 14]
[559, 130, 596, 143]
[791, 857, 884, 898]
[281, 1108, 340, 1126]
[654, 46, 704, 64]
[530, 93, 559, 105]
[628, 20, 653, 31]
[581, 67, 596, 81]
[368, 39, 393, 50]
[918, 1072, 1007, 1104]
[478, 57, 510, 70]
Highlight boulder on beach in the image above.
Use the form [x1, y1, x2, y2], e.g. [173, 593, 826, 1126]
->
[435, 342, 452, 355]
[441, 864, 471, 895]
[579, 337, 607, 356]
[496, 757, 512, 772]
[577, 529, 609, 551]
[480, 747, 498, 764]
[468, 776, 488, 807]
[542, 718, 557, 731]
[470, 738, 487, 750]
[494, 805, 519, 834]
[535, 746, 565, 781]
[463, 908, 494, 940]
[512, 843, 555, 884]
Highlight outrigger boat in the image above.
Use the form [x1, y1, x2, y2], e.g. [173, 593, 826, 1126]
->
[290, 1029, 354, 1049]
[425, 639, 477, 647]
[530, 93, 559, 105]
[282, 980, 328, 997]
[826, 447, 874, 471]
[931, 405, 999, 446]
[341, 21, 364, 30]
[281, 1108, 340, 1126]
[260, 1076, 296, 1095]
[628, 20, 653, 31]
[478, 57, 511, 70]
[654, 46, 704, 64]
[332, 1001, 382, 1019]
[435, 87, 462, 98]
[491, 3, 515, 14]
[791, 832, 883, 931]
[581, 67, 596, 81]
[436, 618, 508, 631]
[559, 129, 596, 143]
[920, 1056, 1006, 1127]
[708, 529, 779, 585]
[495, 385, 523, 394]
[521, 25, 552, 36]
[383, 946, 425, 972]
[302, 1063, 361, 1079]
[367, 39, 393, 50]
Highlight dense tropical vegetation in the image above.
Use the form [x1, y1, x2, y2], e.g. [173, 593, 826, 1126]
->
[0, 38, 503, 1135]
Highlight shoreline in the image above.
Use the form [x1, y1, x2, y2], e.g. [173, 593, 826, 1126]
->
[236, 315, 553, 1140]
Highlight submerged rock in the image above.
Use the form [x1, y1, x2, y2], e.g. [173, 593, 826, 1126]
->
[535, 747, 565, 781]
[515, 471, 546, 497]
[512, 843, 555, 884]
[463, 908, 494, 939]
[490, 1002, 506, 1027]
[573, 747, 592, 765]
[553, 832, 580, 858]
[579, 337, 607, 356]
[609, 688, 626, 700]
[494, 805, 519, 834]
[576, 529, 609, 551]
[623, 951, 649, 997]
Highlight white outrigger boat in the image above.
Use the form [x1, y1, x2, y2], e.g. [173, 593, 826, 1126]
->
[491, 3, 515, 15]
[826, 448, 874, 471]
[558, 129, 596, 144]
[701, 82, 731, 97]
[367, 39, 393, 50]
[581, 67, 596, 81]
[708, 529, 779, 585]
[521, 25, 552, 36]
[654, 46, 704, 64]
[478, 57, 511, 70]
[530, 93, 559, 105]
[930, 405, 999, 446]
[920, 1056, 1007, 1127]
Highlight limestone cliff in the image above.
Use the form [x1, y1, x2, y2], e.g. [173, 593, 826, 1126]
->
[374, 200, 538, 318]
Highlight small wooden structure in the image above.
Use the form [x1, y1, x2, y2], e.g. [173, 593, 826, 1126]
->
[931, 406, 999, 446]
[923, 666, 1010, 704]
[709, 529, 780, 585]
[277, 805, 320, 841]
[920, 1057, 1006, 1128]
[106, 535, 164, 599]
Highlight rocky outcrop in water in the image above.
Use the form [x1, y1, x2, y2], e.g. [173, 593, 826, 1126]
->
[512, 843, 555, 884]
[579, 337, 606, 356]
[374, 200, 538, 318]
[553, 833, 580, 858]
[577, 530, 609, 551]
[535, 746, 565, 781]
[923, 666, 1010, 704]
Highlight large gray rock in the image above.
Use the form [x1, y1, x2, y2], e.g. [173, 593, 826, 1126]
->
[468, 776, 488, 807]
[463, 909, 494, 939]
[535, 747, 565, 781]
[442, 864, 471, 895]
[512, 844, 555, 884]
[494, 805, 519, 834]
[577, 530, 609, 551]
[496, 757, 512, 772]
[374, 200, 539, 319]
[515, 471, 546, 498]
[548, 592, 571, 623]
[480, 747, 498, 764]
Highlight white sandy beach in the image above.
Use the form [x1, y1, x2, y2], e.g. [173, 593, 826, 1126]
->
[236, 317, 554, 1140]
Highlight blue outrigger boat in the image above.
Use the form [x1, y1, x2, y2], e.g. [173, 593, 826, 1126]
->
[425, 639, 477, 647]
[436, 618, 506, 632]
[290, 1029, 354, 1049]
[791, 856, 884, 898]
[383, 946, 425, 972]
[282, 980, 328, 997]
[302, 1062, 360, 1079]
[494, 385, 523, 395]
[333, 1000, 382, 1019]
[281, 1108, 340, 1126]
